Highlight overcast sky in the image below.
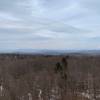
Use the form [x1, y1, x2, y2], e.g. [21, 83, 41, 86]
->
[0, 0, 100, 52]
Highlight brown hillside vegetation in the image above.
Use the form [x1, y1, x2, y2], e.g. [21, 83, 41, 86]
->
[0, 54, 100, 100]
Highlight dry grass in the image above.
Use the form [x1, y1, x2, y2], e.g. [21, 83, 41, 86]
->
[0, 54, 99, 100]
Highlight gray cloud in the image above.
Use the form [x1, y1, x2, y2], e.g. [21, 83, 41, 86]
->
[0, 0, 100, 51]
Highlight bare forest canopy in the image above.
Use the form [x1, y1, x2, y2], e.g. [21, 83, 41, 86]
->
[0, 54, 100, 100]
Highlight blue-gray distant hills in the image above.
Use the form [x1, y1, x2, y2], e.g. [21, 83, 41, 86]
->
[11, 49, 100, 55]
[0, 49, 100, 55]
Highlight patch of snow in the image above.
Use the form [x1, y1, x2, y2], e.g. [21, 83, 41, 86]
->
[28, 93, 32, 100]
[38, 89, 43, 100]
[0, 85, 3, 96]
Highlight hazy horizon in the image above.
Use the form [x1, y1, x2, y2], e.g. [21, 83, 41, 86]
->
[0, 48, 100, 54]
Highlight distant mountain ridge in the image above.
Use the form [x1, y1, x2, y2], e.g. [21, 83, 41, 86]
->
[0, 49, 100, 55]
[13, 49, 100, 55]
